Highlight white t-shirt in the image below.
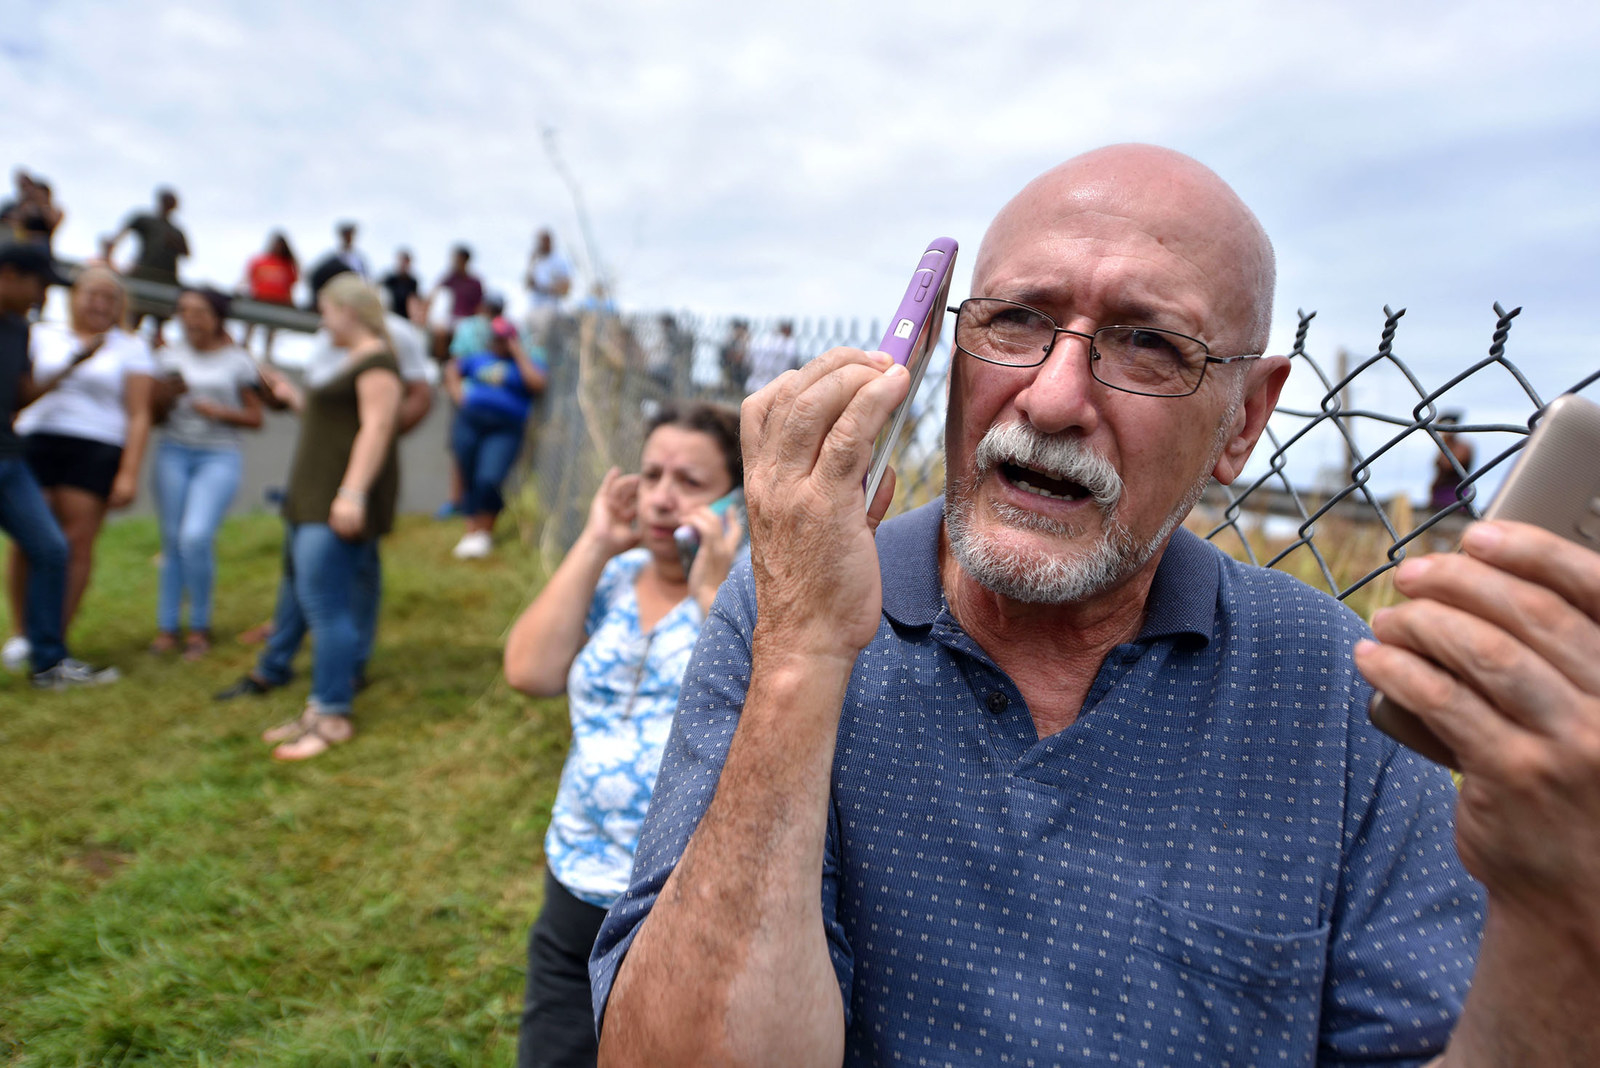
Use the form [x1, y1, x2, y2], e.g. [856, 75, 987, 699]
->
[18, 325, 157, 446]
[303, 313, 431, 388]
[527, 252, 572, 310]
[157, 341, 260, 450]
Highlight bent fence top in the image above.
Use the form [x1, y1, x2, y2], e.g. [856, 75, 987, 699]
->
[524, 303, 1598, 614]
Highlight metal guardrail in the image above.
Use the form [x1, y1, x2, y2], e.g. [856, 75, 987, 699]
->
[60, 257, 324, 333]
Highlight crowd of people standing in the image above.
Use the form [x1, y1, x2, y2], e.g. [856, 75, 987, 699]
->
[0, 175, 588, 727]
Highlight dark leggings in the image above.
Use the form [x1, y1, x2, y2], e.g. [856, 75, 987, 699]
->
[519, 867, 609, 1068]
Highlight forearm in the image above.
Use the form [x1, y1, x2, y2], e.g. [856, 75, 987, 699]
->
[119, 409, 152, 480]
[599, 650, 854, 1067]
[398, 382, 432, 434]
[503, 536, 612, 695]
[208, 404, 263, 429]
[1443, 905, 1600, 1067]
[340, 415, 396, 496]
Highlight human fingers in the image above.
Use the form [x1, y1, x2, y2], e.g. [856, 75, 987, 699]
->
[813, 362, 910, 484]
[1390, 537, 1600, 698]
[752, 348, 892, 460]
[866, 466, 896, 534]
[1462, 520, 1600, 624]
[769, 358, 900, 481]
[1353, 636, 1538, 774]
[1368, 594, 1576, 738]
[608, 473, 641, 521]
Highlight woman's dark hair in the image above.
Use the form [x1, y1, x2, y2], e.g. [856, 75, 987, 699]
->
[646, 402, 742, 489]
[179, 286, 232, 332]
[268, 231, 297, 268]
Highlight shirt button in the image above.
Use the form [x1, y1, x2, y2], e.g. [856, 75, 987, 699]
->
[985, 691, 1009, 715]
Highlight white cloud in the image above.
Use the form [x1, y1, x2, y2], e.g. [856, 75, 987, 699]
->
[3, 0, 1595, 429]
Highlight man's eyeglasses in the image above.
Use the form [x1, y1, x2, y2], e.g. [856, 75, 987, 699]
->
[949, 298, 1261, 398]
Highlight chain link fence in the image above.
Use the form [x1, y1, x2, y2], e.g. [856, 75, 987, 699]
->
[519, 303, 1598, 612]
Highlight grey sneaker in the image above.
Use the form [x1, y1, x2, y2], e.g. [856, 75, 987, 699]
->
[32, 658, 121, 690]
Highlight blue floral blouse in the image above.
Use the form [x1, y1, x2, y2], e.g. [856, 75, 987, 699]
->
[545, 549, 707, 907]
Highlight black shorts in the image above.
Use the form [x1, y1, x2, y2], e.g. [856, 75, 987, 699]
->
[24, 433, 124, 500]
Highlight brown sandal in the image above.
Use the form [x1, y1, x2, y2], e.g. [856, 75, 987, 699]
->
[182, 631, 212, 661]
[148, 632, 180, 655]
[271, 713, 354, 761]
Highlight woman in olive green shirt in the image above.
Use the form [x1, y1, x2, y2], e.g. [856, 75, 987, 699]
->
[247, 274, 402, 761]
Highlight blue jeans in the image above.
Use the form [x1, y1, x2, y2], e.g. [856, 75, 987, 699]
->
[153, 440, 242, 633]
[0, 457, 69, 672]
[451, 407, 526, 518]
[255, 523, 377, 716]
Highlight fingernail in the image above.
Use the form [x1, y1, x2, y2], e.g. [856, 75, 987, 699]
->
[1354, 638, 1378, 656]
[884, 363, 907, 378]
[1396, 556, 1431, 581]
[1464, 522, 1503, 552]
[867, 350, 893, 366]
[1368, 609, 1390, 629]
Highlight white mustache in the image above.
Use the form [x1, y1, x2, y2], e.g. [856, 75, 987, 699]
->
[973, 423, 1122, 512]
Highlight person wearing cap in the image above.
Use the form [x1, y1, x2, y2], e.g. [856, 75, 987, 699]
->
[444, 316, 547, 559]
[0, 243, 118, 688]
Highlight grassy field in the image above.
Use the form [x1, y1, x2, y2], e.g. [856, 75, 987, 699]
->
[0, 499, 1418, 1065]
[0, 511, 563, 1066]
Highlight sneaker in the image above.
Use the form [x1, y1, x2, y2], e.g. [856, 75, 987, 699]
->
[2, 635, 30, 672]
[452, 531, 492, 559]
[32, 658, 120, 690]
[215, 674, 278, 701]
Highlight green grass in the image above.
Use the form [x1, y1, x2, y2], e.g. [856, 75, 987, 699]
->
[0, 497, 1412, 1065]
[0, 511, 566, 1066]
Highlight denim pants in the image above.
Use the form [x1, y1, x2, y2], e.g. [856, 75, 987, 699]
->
[0, 457, 69, 672]
[254, 523, 377, 715]
[153, 440, 242, 633]
[451, 407, 526, 518]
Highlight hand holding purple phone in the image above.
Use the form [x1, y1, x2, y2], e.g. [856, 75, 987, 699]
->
[863, 238, 958, 503]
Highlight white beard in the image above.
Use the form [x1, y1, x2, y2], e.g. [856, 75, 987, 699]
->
[943, 421, 1215, 605]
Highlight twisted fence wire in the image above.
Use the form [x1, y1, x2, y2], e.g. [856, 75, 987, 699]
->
[519, 303, 1598, 608]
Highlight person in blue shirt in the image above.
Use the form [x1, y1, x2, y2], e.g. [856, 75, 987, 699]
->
[444, 316, 547, 559]
[592, 145, 1600, 1065]
[503, 402, 744, 1067]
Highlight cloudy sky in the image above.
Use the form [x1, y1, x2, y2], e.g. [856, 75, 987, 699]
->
[5, 0, 1598, 491]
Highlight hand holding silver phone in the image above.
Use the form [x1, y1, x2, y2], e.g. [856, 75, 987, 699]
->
[1368, 393, 1600, 767]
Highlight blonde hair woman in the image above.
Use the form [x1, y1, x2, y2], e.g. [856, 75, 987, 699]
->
[4, 266, 155, 674]
[220, 274, 403, 760]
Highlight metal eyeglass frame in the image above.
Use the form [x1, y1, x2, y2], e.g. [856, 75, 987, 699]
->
[948, 297, 1262, 398]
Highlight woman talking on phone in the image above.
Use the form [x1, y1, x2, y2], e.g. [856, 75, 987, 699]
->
[502, 402, 743, 1068]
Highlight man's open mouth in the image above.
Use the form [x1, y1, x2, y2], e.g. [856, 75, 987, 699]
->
[998, 461, 1093, 502]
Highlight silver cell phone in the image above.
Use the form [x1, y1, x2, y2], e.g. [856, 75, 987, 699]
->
[1368, 393, 1600, 768]
[863, 238, 958, 505]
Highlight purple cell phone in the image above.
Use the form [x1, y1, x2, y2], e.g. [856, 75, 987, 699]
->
[863, 238, 958, 503]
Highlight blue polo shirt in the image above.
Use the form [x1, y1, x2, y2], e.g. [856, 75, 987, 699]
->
[591, 501, 1483, 1066]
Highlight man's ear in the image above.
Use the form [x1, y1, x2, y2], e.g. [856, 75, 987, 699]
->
[1212, 356, 1290, 485]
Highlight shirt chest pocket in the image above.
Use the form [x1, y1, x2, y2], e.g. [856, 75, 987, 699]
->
[1120, 894, 1328, 1068]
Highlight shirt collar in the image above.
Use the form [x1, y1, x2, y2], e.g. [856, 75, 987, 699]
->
[877, 498, 1218, 646]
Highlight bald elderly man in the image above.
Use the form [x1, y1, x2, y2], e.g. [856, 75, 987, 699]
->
[590, 146, 1600, 1066]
